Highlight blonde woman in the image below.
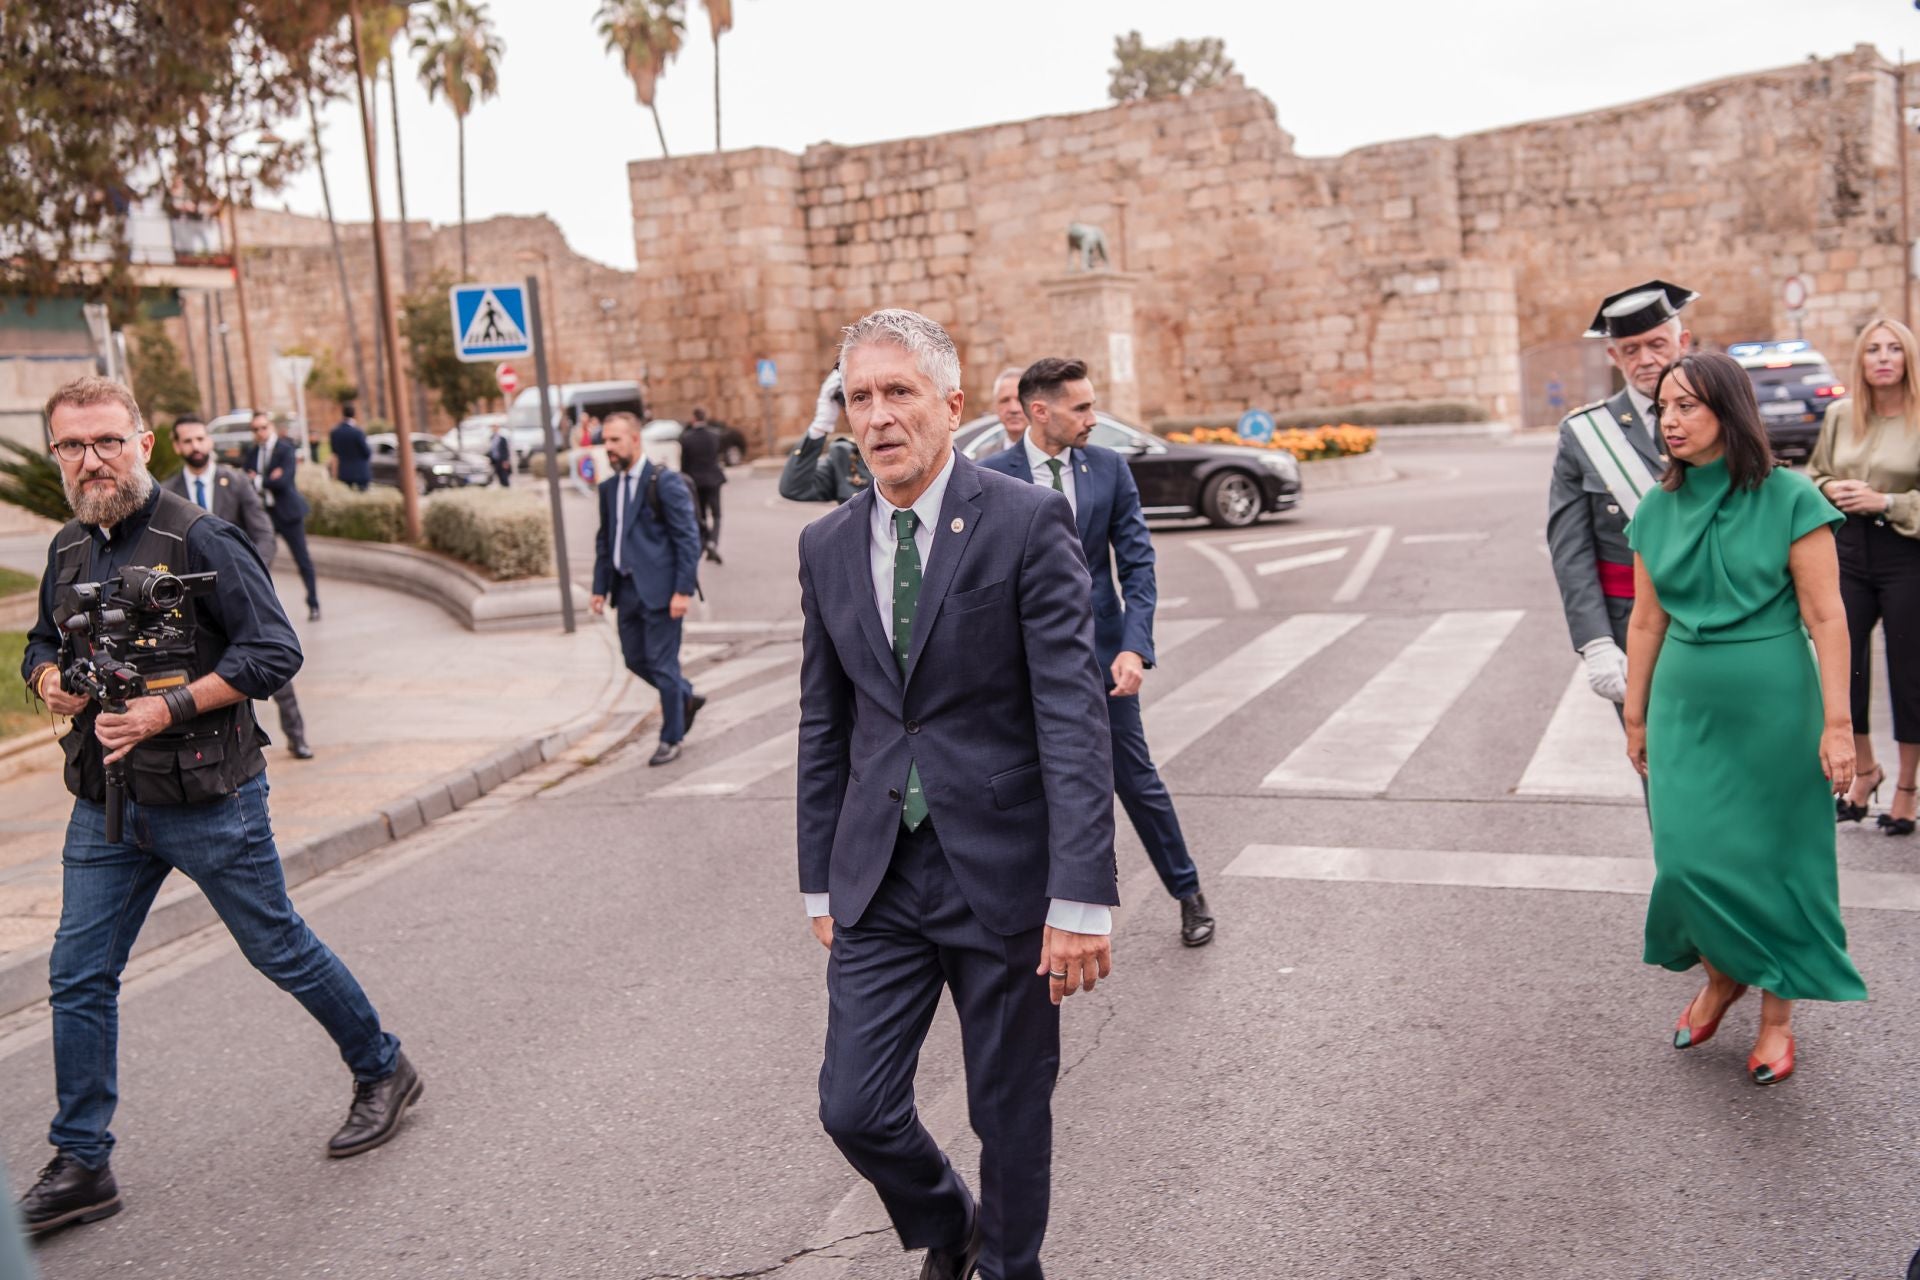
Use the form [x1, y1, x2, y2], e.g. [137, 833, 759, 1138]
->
[1809, 318, 1920, 836]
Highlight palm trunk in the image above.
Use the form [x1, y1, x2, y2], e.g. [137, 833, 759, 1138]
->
[388, 52, 432, 435]
[457, 112, 469, 279]
[650, 102, 670, 157]
[308, 87, 373, 415]
[712, 31, 721, 151]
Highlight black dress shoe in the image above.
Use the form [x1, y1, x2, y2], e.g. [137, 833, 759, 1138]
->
[684, 694, 707, 735]
[1180, 892, 1216, 948]
[706, 546, 724, 566]
[648, 741, 682, 767]
[920, 1209, 983, 1280]
[17, 1153, 121, 1237]
[290, 742, 315, 760]
[328, 1053, 423, 1158]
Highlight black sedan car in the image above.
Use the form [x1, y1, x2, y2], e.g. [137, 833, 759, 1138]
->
[368, 433, 494, 494]
[1728, 340, 1846, 462]
[952, 413, 1301, 527]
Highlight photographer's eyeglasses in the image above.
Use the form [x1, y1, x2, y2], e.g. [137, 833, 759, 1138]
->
[49, 435, 135, 463]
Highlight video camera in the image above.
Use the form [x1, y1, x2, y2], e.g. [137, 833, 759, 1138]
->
[56, 566, 217, 841]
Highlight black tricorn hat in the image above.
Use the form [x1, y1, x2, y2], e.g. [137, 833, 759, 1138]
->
[1584, 280, 1699, 340]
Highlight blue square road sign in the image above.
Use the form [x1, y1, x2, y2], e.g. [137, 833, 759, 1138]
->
[451, 284, 533, 362]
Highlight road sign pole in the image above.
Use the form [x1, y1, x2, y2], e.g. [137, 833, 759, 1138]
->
[527, 275, 576, 634]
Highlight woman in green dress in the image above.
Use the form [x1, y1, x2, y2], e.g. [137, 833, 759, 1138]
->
[1623, 351, 1867, 1087]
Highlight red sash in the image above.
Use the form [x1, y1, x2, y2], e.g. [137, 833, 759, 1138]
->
[1598, 560, 1635, 599]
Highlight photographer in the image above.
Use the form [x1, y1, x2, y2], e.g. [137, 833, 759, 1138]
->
[13, 378, 420, 1241]
[776, 368, 871, 504]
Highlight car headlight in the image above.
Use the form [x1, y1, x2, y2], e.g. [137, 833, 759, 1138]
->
[431, 464, 453, 475]
[1256, 452, 1298, 478]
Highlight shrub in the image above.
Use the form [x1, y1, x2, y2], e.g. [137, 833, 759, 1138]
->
[296, 468, 405, 543]
[1155, 399, 1490, 434]
[1163, 423, 1377, 461]
[423, 488, 552, 580]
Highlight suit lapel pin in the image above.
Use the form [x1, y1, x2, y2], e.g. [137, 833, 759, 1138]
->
[217, 477, 228, 486]
[950, 517, 964, 533]
[1080, 464, 1088, 473]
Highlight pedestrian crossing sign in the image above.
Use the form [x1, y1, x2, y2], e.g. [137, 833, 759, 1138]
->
[450, 283, 532, 362]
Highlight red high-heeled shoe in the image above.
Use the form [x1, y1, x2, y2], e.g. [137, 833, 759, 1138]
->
[1673, 983, 1749, 1049]
[1748, 1033, 1796, 1086]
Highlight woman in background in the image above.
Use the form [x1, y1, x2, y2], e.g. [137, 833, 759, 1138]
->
[1808, 318, 1920, 835]
[1625, 352, 1866, 1088]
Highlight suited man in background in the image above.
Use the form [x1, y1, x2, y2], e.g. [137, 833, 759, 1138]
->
[680, 408, 728, 565]
[245, 412, 320, 622]
[990, 366, 1029, 449]
[980, 358, 1213, 947]
[591, 411, 704, 767]
[327, 402, 372, 491]
[798, 309, 1117, 1280]
[165, 415, 313, 759]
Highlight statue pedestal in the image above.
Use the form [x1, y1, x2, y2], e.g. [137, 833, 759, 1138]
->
[1042, 271, 1142, 422]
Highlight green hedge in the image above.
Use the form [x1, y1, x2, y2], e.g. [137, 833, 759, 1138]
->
[423, 488, 552, 581]
[1154, 399, 1491, 434]
[295, 470, 406, 543]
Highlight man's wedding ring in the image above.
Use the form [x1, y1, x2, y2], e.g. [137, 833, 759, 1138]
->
[1048, 970, 1068, 979]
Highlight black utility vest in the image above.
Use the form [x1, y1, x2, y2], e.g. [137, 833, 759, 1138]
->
[53, 489, 268, 805]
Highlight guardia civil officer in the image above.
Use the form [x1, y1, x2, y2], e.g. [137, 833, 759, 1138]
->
[13, 377, 420, 1239]
[778, 368, 871, 504]
[1547, 281, 1696, 716]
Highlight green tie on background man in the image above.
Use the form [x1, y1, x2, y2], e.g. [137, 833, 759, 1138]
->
[892, 509, 928, 830]
[1046, 458, 1064, 493]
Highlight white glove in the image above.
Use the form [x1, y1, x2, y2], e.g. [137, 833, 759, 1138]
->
[808, 369, 844, 439]
[1580, 636, 1628, 704]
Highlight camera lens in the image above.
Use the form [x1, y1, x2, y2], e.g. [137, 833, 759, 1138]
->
[145, 573, 184, 611]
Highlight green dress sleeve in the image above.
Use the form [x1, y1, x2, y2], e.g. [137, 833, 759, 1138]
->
[1779, 467, 1844, 542]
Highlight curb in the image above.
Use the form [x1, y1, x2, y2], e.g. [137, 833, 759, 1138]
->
[0, 619, 629, 1022]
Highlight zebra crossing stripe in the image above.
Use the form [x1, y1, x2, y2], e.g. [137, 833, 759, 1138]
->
[1256, 547, 1349, 577]
[1261, 610, 1524, 794]
[1516, 666, 1642, 800]
[1155, 616, 1223, 657]
[1144, 613, 1365, 763]
[681, 674, 800, 740]
[658, 729, 800, 798]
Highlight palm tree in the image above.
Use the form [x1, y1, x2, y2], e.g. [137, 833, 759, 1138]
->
[306, 84, 374, 417]
[596, 0, 684, 158]
[703, 0, 731, 152]
[411, 0, 504, 278]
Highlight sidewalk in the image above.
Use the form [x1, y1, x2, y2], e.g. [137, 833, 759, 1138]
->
[0, 565, 636, 969]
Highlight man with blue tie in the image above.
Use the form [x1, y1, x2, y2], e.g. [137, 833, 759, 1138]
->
[164, 415, 313, 760]
[591, 411, 703, 767]
[799, 311, 1117, 1280]
[980, 358, 1214, 948]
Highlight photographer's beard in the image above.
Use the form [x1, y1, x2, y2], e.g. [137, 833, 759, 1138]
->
[65, 457, 155, 529]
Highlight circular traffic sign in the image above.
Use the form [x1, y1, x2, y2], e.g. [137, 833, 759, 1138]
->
[1782, 275, 1810, 312]
[496, 364, 519, 397]
[1237, 408, 1276, 444]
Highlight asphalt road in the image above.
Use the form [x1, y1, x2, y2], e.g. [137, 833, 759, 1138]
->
[7, 439, 1920, 1279]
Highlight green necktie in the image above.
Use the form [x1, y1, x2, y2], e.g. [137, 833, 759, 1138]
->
[892, 509, 929, 831]
[1046, 457, 1064, 492]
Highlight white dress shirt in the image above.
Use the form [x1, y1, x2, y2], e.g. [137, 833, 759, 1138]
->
[183, 461, 216, 510]
[1023, 434, 1077, 513]
[804, 448, 1112, 936]
[1626, 385, 1657, 451]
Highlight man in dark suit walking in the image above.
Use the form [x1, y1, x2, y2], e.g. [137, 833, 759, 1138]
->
[486, 422, 512, 488]
[328, 403, 372, 491]
[980, 358, 1214, 947]
[591, 412, 704, 767]
[798, 310, 1117, 1280]
[245, 413, 320, 622]
[165, 415, 313, 759]
[679, 408, 728, 564]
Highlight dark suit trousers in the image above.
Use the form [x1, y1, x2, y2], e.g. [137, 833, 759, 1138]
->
[611, 580, 693, 743]
[269, 683, 307, 750]
[1105, 692, 1200, 900]
[694, 484, 722, 550]
[1838, 516, 1920, 741]
[273, 515, 319, 610]
[820, 822, 1058, 1280]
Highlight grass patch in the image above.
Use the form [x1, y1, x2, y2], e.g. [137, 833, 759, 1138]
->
[0, 565, 35, 599]
[0, 630, 57, 743]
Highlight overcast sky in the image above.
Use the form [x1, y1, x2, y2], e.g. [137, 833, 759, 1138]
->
[273, 0, 1918, 271]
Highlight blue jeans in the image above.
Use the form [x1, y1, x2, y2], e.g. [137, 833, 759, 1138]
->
[48, 771, 399, 1167]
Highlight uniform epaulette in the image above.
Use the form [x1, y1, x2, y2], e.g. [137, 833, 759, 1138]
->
[1562, 399, 1606, 422]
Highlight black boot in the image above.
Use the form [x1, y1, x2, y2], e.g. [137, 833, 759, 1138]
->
[327, 1053, 423, 1158]
[919, 1207, 982, 1280]
[1180, 892, 1215, 948]
[17, 1153, 121, 1237]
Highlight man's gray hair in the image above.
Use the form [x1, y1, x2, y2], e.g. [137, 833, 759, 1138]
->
[838, 308, 962, 399]
[992, 365, 1024, 389]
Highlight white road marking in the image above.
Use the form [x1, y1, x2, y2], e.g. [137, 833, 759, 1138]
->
[1189, 539, 1260, 611]
[1262, 610, 1524, 794]
[1402, 532, 1489, 545]
[1146, 613, 1365, 763]
[1331, 525, 1394, 603]
[1223, 843, 1920, 913]
[1155, 616, 1223, 656]
[688, 674, 801, 739]
[1256, 547, 1350, 577]
[696, 646, 800, 696]
[1160, 596, 1189, 611]
[658, 729, 799, 797]
[1225, 527, 1363, 554]
[1517, 666, 1642, 800]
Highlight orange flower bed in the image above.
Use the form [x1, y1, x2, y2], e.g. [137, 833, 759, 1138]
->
[1163, 423, 1378, 461]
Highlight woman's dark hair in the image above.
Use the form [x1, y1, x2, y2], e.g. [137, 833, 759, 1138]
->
[1654, 351, 1777, 492]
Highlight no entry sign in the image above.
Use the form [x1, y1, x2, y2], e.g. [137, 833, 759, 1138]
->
[496, 364, 520, 398]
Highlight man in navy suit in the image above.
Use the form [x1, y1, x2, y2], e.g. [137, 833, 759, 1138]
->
[980, 358, 1214, 948]
[591, 412, 704, 767]
[798, 310, 1117, 1280]
[245, 413, 320, 622]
